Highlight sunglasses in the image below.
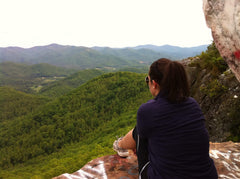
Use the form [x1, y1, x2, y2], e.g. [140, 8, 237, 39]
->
[145, 76, 149, 84]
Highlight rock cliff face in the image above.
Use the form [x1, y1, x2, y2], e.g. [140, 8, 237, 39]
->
[185, 62, 240, 142]
[203, 0, 240, 82]
[54, 142, 240, 179]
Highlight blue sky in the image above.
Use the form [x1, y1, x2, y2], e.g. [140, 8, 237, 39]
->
[0, 0, 212, 48]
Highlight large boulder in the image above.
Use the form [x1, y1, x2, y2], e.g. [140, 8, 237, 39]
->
[203, 0, 240, 82]
[53, 142, 240, 179]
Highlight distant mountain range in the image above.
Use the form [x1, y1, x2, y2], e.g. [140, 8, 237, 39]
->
[0, 44, 208, 69]
[133, 44, 208, 58]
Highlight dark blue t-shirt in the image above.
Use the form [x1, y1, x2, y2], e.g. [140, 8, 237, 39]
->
[137, 92, 218, 179]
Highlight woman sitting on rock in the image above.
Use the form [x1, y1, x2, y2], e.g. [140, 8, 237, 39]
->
[113, 58, 218, 179]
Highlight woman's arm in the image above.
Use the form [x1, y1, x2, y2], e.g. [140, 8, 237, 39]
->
[118, 129, 136, 150]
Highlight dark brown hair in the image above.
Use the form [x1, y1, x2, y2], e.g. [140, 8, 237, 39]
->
[149, 58, 190, 102]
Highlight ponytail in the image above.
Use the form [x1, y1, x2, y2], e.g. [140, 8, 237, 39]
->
[149, 58, 190, 102]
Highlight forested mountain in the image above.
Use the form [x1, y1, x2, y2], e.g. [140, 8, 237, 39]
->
[0, 44, 137, 69]
[93, 44, 208, 62]
[0, 44, 208, 69]
[133, 44, 208, 59]
[39, 69, 105, 98]
[0, 86, 49, 121]
[0, 61, 148, 97]
[91, 46, 173, 63]
[0, 62, 77, 93]
[0, 72, 152, 174]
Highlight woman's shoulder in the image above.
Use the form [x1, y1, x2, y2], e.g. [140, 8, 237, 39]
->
[138, 97, 167, 114]
[186, 97, 200, 105]
[138, 99, 156, 112]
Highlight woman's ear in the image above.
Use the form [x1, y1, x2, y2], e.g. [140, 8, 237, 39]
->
[152, 80, 158, 89]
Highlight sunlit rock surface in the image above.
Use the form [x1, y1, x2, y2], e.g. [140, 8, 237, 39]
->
[210, 142, 240, 179]
[203, 0, 240, 82]
[53, 142, 240, 179]
[53, 151, 138, 179]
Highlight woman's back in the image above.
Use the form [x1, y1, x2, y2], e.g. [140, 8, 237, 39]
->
[137, 93, 218, 178]
[115, 58, 218, 179]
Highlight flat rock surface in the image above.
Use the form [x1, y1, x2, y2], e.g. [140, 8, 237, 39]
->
[54, 142, 240, 179]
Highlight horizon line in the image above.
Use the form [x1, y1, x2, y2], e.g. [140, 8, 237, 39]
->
[0, 43, 211, 49]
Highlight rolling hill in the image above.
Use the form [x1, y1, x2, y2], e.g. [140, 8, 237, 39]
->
[0, 44, 208, 69]
[0, 62, 77, 93]
[39, 69, 105, 97]
[0, 86, 49, 121]
[0, 44, 136, 69]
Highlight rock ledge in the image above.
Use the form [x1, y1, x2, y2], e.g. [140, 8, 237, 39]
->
[54, 142, 240, 179]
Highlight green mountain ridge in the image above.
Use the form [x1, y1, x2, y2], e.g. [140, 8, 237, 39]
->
[0, 43, 208, 69]
[0, 44, 137, 69]
[92, 46, 173, 63]
[93, 44, 208, 61]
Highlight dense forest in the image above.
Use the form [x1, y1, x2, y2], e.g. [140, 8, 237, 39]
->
[0, 71, 152, 178]
[0, 87, 49, 121]
[38, 69, 105, 98]
[0, 43, 239, 178]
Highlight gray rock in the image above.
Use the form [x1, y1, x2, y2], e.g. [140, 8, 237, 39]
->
[203, 0, 240, 82]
